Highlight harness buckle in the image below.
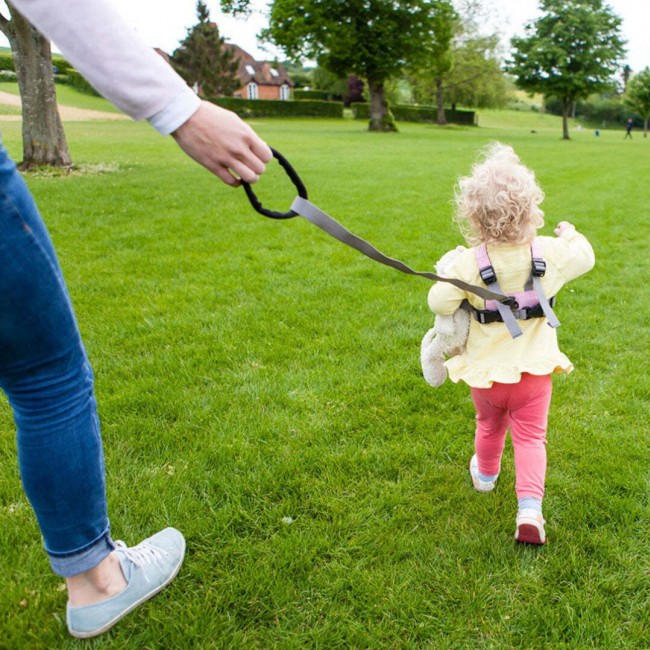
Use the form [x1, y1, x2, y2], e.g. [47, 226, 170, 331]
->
[532, 258, 546, 277]
[479, 265, 497, 285]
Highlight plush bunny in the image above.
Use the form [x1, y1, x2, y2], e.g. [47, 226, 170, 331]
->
[421, 246, 471, 387]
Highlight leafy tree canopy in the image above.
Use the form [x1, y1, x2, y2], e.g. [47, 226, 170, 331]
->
[625, 68, 650, 118]
[508, 0, 626, 138]
[261, 0, 448, 84]
[625, 67, 650, 135]
[222, 0, 455, 131]
[445, 35, 508, 109]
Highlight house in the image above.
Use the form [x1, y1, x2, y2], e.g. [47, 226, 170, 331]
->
[225, 44, 293, 101]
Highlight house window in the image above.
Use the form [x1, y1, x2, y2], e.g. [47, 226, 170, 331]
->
[247, 82, 259, 100]
[245, 64, 256, 75]
[280, 83, 290, 100]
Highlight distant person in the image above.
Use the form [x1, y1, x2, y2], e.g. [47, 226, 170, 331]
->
[427, 143, 595, 546]
[625, 118, 633, 139]
[3, 0, 271, 639]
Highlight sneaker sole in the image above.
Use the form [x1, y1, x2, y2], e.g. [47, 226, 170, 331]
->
[469, 456, 497, 492]
[471, 478, 496, 493]
[515, 523, 546, 545]
[68, 538, 186, 639]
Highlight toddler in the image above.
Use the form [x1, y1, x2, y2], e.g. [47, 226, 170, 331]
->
[428, 143, 595, 544]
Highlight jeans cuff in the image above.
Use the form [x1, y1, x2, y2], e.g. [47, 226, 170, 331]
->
[48, 531, 115, 577]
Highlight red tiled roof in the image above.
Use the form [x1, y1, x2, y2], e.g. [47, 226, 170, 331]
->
[225, 44, 294, 87]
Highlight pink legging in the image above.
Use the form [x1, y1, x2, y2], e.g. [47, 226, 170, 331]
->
[470, 373, 552, 501]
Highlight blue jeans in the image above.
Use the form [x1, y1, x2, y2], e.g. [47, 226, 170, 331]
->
[0, 146, 114, 577]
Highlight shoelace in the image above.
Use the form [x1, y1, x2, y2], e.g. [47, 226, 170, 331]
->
[114, 540, 167, 580]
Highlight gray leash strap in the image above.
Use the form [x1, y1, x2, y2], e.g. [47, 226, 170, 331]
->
[480, 275, 523, 339]
[532, 276, 561, 328]
[290, 196, 512, 304]
[241, 148, 514, 305]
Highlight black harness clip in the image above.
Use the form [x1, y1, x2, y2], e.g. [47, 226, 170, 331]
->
[480, 265, 497, 285]
[532, 258, 546, 277]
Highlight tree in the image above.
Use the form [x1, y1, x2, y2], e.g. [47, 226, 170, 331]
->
[621, 64, 632, 93]
[408, 1, 508, 114]
[409, 33, 508, 111]
[172, 1, 239, 98]
[625, 68, 650, 137]
[445, 35, 508, 109]
[282, 62, 314, 89]
[228, 0, 452, 132]
[0, 2, 71, 169]
[508, 0, 626, 140]
[418, 1, 458, 124]
[312, 67, 348, 100]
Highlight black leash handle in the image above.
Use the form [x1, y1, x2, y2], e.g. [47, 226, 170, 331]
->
[241, 148, 307, 219]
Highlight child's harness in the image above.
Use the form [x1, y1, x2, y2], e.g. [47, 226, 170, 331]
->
[463, 240, 560, 339]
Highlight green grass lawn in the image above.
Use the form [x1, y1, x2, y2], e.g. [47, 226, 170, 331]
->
[0, 112, 648, 648]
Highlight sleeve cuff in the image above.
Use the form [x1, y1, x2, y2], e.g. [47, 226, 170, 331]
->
[147, 90, 202, 135]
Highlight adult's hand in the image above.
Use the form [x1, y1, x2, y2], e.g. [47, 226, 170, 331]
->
[172, 101, 272, 187]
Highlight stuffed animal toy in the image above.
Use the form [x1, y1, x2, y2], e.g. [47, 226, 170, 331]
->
[421, 246, 471, 387]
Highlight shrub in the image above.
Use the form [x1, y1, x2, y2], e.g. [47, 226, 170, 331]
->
[51, 56, 74, 75]
[0, 53, 14, 72]
[351, 103, 476, 126]
[208, 97, 343, 118]
[0, 70, 17, 81]
[544, 94, 631, 127]
[66, 69, 100, 96]
[0, 53, 73, 75]
[294, 89, 335, 101]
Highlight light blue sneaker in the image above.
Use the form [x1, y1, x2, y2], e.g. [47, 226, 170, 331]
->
[469, 454, 499, 492]
[66, 527, 186, 639]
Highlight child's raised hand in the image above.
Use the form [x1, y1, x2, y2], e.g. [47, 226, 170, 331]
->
[554, 221, 575, 236]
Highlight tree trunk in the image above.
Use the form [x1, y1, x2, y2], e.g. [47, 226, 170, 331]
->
[561, 99, 571, 140]
[367, 79, 397, 132]
[435, 77, 447, 125]
[2, 5, 71, 169]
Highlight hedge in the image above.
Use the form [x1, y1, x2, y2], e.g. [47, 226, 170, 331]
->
[209, 96, 343, 118]
[0, 53, 14, 72]
[352, 103, 476, 126]
[52, 56, 74, 75]
[0, 52, 74, 75]
[294, 89, 339, 101]
[66, 68, 100, 96]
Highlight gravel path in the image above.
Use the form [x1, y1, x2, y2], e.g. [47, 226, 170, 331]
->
[0, 90, 128, 121]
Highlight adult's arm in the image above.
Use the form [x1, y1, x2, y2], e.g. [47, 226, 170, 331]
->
[10, 0, 271, 185]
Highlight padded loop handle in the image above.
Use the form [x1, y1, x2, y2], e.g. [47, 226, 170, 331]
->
[242, 148, 308, 219]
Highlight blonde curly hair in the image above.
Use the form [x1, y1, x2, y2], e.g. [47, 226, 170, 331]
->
[454, 143, 544, 245]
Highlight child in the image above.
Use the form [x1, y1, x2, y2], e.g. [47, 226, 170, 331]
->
[427, 143, 595, 544]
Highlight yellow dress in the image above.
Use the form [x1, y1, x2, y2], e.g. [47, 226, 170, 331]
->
[427, 229, 595, 388]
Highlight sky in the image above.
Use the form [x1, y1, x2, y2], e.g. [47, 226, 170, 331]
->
[1, 0, 649, 72]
